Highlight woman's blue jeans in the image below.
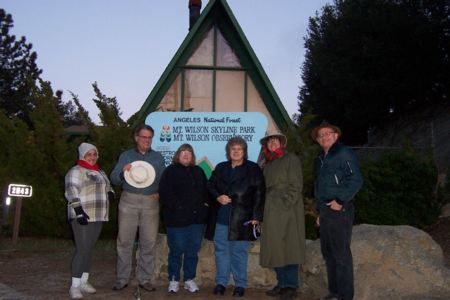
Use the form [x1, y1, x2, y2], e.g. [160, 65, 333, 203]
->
[166, 224, 204, 281]
[213, 223, 250, 288]
[274, 264, 299, 288]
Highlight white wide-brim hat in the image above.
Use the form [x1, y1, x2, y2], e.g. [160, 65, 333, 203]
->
[124, 160, 156, 188]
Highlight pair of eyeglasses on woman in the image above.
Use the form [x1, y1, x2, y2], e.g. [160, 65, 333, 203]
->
[243, 221, 261, 239]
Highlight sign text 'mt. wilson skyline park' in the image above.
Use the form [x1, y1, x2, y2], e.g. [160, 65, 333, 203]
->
[146, 112, 268, 177]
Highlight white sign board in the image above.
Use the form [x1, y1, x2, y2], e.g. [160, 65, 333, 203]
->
[7, 184, 33, 197]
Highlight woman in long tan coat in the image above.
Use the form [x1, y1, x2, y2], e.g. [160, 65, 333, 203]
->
[259, 132, 305, 300]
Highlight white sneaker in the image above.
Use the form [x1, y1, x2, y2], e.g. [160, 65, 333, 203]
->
[69, 286, 83, 299]
[80, 282, 96, 294]
[184, 279, 199, 293]
[168, 280, 180, 293]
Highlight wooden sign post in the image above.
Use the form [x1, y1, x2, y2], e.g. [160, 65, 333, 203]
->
[7, 184, 33, 244]
[12, 197, 23, 244]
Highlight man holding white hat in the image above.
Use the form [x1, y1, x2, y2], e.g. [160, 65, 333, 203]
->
[110, 124, 165, 292]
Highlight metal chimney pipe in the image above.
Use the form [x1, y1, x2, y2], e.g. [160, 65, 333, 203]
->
[189, 0, 202, 30]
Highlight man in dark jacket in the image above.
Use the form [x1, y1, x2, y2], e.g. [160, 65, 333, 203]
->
[312, 122, 363, 300]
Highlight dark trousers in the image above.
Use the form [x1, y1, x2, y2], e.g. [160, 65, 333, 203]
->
[320, 203, 354, 300]
[71, 220, 103, 277]
[274, 264, 299, 288]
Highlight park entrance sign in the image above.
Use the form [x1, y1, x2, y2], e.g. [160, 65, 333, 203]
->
[146, 112, 268, 177]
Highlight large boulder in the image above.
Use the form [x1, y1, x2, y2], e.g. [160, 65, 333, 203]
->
[150, 224, 449, 298]
[151, 236, 275, 286]
[302, 224, 450, 299]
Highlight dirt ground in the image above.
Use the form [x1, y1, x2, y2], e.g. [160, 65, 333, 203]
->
[0, 218, 449, 300]
[0, 239, 316, 300]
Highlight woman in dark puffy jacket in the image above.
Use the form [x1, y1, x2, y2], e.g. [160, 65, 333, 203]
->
[159, 144, 210, 294]
[205, 136, 265, 297]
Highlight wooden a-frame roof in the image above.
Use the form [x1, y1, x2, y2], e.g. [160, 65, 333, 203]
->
[135, 0, 292, 129]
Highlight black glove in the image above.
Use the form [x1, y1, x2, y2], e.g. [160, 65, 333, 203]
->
[74, 206, 90, 225]
[108, 191, 115, 202]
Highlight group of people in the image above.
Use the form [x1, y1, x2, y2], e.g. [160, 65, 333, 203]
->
[64, 122, 363, 300]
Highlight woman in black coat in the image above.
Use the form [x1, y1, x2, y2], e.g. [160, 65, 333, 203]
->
[206, 136, 265, 297]
[159, 144, 210, 294]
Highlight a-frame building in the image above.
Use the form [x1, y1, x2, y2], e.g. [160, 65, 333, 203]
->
[136, 0, 292, 133]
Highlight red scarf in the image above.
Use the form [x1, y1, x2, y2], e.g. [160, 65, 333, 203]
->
[263, 145, 286, 161]
[77, 159, 101, 171]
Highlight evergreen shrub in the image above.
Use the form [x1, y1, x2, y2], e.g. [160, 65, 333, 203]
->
[354, 148, 444, 228]
[299, 141, 445, 240]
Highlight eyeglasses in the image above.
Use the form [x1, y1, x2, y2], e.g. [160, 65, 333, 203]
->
[243, 221, 261, 239]
[138, 135, 153, 140]
[317, 131, 336, 139]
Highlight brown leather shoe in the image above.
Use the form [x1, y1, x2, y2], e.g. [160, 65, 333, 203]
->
[320, 293, 339, 300]
[280, 287, 298, 300]
[213, 284, 226, 295]
[266, 286, 282, 297]
[139, 282, 156, 292]
[112, 283, 128, 291]
[232, 287, 245, 297]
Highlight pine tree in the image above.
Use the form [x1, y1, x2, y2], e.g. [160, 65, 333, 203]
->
[0, 9, 42, 126]
[298, 0, 450, 144]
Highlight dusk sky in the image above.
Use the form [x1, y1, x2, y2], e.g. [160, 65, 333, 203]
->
[1, 0, 331, 123]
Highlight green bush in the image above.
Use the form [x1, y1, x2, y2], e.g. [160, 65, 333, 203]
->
[21, 188, 70, 238]
[354, 148, 443, 228]
[294, 113, 446, 235]
[0, 81, 134, 239]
